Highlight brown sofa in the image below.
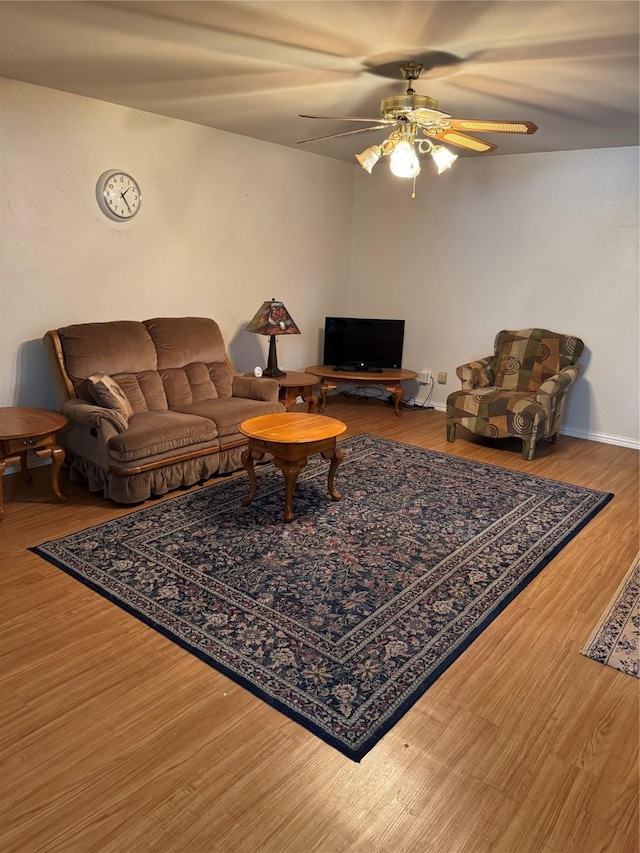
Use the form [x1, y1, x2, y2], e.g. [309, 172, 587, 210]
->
[43, 317, 285, 503]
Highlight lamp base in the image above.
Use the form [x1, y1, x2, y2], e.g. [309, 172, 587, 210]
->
[263, 334, 286, 378]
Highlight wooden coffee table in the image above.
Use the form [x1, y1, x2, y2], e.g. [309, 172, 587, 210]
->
[305, 365, 419, 417]
[0, 406, 69, 521]
[239, 412, 346, 522]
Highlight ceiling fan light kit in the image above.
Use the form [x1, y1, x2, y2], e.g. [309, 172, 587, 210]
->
[299, 61, 538, 197]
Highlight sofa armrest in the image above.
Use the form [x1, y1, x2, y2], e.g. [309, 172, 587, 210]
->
[456, 356, 494, 390]
[62, 398, 128, 435]
[536, 366, 579, 403]
[232, 375, 280, 403]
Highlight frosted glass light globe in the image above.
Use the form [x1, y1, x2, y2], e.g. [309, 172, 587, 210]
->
[389, 141, 421, 178]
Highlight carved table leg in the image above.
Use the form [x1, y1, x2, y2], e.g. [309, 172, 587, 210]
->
[317, 381, 328, 412]
[272, 458, 305, 522]
[304, 394, 318, 414]
[49, 445, 69, 502]
[322, 445, 344, 501]
[0, 458, 5, 521]
[19, 451, 32, 484]
[33, 446, 69, 502]
[241, 447, 263, 506]
[390, 383, 404, 417]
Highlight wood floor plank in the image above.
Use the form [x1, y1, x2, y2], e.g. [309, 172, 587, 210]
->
[1, 400, 637, 852]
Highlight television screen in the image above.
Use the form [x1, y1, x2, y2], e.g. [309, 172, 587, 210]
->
[323, 317, 405, 372]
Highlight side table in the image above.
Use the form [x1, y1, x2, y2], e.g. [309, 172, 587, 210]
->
[245, 370, 319, 413]
[239, 412, 346, 522]
[0, 407, 69, 521]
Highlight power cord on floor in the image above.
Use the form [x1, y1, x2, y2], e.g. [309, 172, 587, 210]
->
[334, 378, 435, 410]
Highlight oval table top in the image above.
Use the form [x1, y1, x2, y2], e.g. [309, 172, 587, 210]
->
[0, 407, 67, 441]
[305, 365, 418, 381]
[239, 412, 346, 444]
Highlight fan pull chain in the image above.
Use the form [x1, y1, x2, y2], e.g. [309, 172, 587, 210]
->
[411, 175, 417, 199]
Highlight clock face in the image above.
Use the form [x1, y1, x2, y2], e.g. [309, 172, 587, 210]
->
[96, 170, 142, 220]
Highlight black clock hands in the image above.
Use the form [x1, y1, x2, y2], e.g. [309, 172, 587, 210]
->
[120, 188, 132, 213]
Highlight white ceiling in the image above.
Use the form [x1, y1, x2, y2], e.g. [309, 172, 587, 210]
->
[1, 0, 638, 163]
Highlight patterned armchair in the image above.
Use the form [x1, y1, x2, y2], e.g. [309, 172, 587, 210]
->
[446, 328, 584, 460]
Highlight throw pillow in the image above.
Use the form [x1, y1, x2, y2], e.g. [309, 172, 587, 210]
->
[87, 372, 134, 422]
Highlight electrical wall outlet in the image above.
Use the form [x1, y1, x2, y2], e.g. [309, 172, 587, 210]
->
[438, 371, 447, 384]
[419, 369, 432, 385]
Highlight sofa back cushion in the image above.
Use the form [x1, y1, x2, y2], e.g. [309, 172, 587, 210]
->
[144, 317, 234, 403]
[58, 321, 158, 403]
[493, 328, 584, 392]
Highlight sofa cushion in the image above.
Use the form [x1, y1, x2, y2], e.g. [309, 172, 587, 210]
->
[87, 372, 134, 428]
[161, 364, 218, 408]
[108, 411, 218, 463]
[112, 370, 168, 413]
[145, 317, 228, 368]
[174, 397, 285, 438]
[58, 321, 158, 399]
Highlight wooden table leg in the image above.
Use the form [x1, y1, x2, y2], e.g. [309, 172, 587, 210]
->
[33, 446, 69, 502]
[317, 381, 329, 412]
[272, 458, 307, 522]
[0, 458, 5, 521]
[19, 451, 32, 484]
[304, 393, 318, 414]
[50, 445, 68, 502]
[322, 445, 344, 501]
[387, 382, 404, 416]
[241, 447, 264, 506]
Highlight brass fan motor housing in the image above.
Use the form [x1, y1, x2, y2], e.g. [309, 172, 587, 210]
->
[381, 93, 439, 120]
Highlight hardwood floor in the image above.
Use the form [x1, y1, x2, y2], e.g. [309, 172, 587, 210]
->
[1, 398, 638, 853]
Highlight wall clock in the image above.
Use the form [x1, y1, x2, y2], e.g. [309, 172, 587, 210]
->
[96, 170, 142, 221]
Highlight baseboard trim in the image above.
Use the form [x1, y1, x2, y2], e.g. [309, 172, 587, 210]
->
[560, 426, 640, 450]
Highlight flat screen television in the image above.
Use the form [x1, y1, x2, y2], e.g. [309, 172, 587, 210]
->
[323, 316, 405, 372]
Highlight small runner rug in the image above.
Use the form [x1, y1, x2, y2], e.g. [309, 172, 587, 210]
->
[32, 434, 613, 761]
[581, 553, 639, 678]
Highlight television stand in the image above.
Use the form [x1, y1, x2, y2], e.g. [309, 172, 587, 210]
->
[305, 365, 418, 417]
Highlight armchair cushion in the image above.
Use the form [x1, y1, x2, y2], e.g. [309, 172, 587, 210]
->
[493, 328, 584, 392]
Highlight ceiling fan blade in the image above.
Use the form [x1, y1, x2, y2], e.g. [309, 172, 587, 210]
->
[297, 124, 394, 144]
[424, 129, 498, 153]
[408, 107, 452, 122]
[299, 114, 396, 124]
[448, 119, 538, 134]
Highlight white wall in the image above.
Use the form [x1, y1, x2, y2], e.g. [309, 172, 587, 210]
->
[349, 147, 639, 446]
[0, 79, 354, 410]
[2, 78, 638, 448]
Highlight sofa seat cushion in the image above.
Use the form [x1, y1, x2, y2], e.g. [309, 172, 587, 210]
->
[174, 397, 286, 438]
[108, 411, 218, 463]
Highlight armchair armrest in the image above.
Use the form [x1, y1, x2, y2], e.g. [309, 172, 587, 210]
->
[232, 375, 280, 403]
[456, 356, 494, 390]
[536, 366, 579, 403]
[62, 398, 128, 435]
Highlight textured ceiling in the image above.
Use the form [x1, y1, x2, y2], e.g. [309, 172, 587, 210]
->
[1, 0, 638, 163]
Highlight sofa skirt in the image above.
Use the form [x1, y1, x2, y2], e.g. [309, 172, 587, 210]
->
[68, 444, 246, 504]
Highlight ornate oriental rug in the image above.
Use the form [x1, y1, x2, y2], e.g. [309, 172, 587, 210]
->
[32, 434, 613, 761]
[582, 553, 639, 678]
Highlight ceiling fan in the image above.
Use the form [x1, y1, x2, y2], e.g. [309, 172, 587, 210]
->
[298, 62, 538, 183]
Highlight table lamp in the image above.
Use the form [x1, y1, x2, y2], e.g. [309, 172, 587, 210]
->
[245, 299, 300, 377]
